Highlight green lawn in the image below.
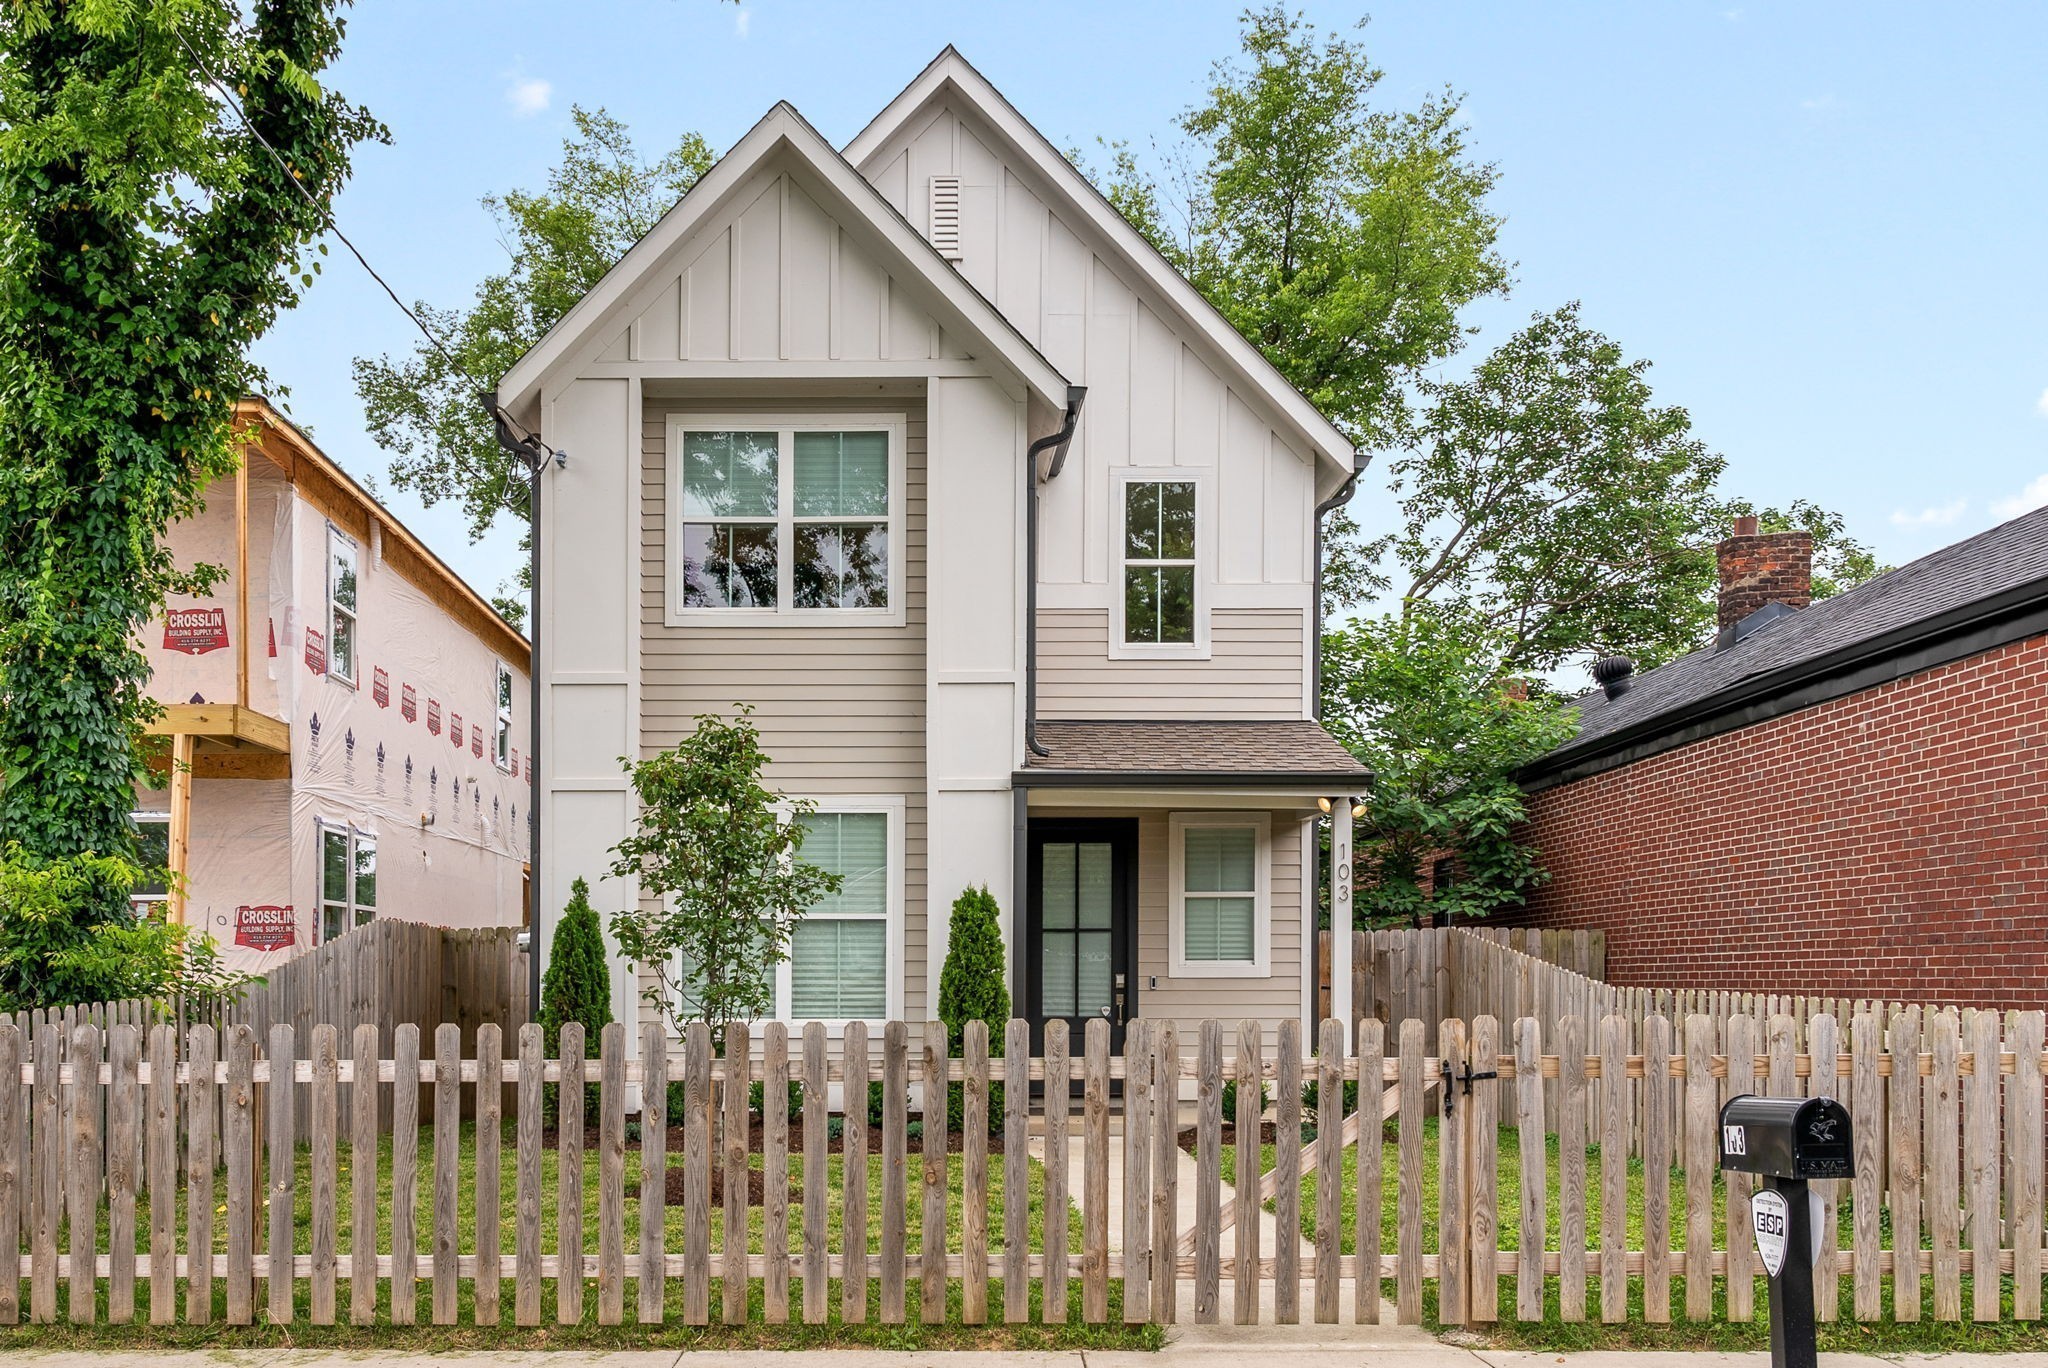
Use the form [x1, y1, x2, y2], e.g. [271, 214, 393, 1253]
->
[11, 1122, 1161, 1354]
[1222, 1115, 2048, 1354]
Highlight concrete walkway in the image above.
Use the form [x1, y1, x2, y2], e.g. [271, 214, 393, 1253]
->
[5, 1349, 2037, 1368]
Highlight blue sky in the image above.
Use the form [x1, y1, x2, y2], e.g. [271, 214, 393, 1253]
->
[254, 1, 2048, 614]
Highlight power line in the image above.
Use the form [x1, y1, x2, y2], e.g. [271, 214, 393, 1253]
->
[171, 24, 554, 484]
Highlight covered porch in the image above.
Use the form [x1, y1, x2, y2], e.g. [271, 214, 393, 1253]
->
[1010, 720, 1370, 1063]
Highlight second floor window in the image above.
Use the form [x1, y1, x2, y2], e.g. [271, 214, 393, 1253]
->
[327, 528, 360, 685]
[1122, 479, 1197, 646]
[494, 662, 515, 772]
[672, 418, 901, 623]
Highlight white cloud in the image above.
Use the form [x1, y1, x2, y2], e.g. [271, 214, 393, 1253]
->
[505, 76, 552, 118]
[734, 6, 751, 38]
[1890, 498, 1968, 530]
[2035, 387, 2048, 418]
[1992, 473, 2048, 522]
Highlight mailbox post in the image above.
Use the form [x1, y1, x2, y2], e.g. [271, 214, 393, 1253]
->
[1718, 1095, 1854, 1368]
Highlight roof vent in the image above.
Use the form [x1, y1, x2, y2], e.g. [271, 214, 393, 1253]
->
[928, 175, 963, 260]
[1591, 655, 1635, 700]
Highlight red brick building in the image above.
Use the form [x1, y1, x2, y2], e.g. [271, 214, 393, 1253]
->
[1508, 510, 2048, 1008]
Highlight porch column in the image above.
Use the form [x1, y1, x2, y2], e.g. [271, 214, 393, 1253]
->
[167, 732, 196, 926]
[1326, 799, 1355, 1044]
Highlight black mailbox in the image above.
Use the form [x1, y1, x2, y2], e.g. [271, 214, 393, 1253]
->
[1719, 1094, 1855, 1180]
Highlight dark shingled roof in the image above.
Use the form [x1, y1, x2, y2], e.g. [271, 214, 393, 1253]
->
[1020, 719, 1369, 784]
[1542, 503, 2048, 769]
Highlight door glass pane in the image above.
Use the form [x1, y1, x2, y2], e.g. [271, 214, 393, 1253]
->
[682, 431, 778, 517]
[1076, 931, 1113, 1016]
[1077, 843, 1113, 928]
[793, 431, 888, 516]
[1041, 843, 1076, 929]
[1040, 934, 1076, 1017]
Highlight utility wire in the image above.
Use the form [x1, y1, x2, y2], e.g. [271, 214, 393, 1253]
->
[171, 24, 555, 481]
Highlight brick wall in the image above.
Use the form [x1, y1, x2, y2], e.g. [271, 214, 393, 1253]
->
[1505, 633, 2048, 1008]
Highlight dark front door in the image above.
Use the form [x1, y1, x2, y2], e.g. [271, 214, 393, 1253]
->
[1025, 818, 1137, 1059]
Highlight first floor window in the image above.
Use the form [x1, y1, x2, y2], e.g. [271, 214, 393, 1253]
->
[1122, 478, 1197, 645]
[319, 822, 377, 943]
[131, 811, 170, 914]
[786, 808, 891, 1019]
[1169, 813, 1267, 975]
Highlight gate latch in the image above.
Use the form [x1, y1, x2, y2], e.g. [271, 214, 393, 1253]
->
[1439, 1059, 1500, 1119]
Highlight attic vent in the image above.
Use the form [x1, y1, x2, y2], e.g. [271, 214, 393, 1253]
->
[928, 175, 963, 260]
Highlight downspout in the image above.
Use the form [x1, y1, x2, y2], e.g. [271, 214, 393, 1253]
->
[1024, 386, 1086, 757]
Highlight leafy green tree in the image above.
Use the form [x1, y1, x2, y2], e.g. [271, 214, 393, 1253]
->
[936, 884, 1009, 1132]
[352, 107, 712, 622]
[539, 877, 613, 1118]
[1097, 6, 1510, 452]
[0, 0, 377, 997]
[1321, 603, 1576, 925]
[607, 707, 838, 1051]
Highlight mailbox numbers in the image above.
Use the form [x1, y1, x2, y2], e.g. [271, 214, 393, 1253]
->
[1752, 1188, 1790, 1277]
[1723, 1124, 1746, 1157]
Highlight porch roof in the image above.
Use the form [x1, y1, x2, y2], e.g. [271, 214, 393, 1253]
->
[1017, 719, 1369, 788]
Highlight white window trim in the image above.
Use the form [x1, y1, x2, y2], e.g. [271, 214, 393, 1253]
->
[493, 661, 516, 773]
[1168, 810, 1270, 979]
[664, 413, 908, 629]
[667, 795, 906, 1032]
[326, 525, 360, 688]
[1110, 466, 1211, 660]
[316, 818, 378, 945]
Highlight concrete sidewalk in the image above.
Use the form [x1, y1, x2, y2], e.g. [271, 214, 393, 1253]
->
[4, 1349, 2039, 1368]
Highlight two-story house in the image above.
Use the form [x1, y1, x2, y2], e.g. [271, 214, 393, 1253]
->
[499, 50, 1370, 1063]
[136, 398, 533, 973]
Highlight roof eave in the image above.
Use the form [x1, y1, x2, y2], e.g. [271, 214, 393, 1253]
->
[1016, 767, 1371, 789]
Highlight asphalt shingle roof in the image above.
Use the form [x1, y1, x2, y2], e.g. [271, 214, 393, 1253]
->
[1551, 503, 2048, 761]
[1021, 719, 1368, 780]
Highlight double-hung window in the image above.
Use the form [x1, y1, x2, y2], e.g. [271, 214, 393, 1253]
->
[130, 811, 170, 915]
[494, 662, 515, 772]
[1118, 475, 1202, 652]
[1168, 812, 1269, 977]
[327, 528, 360, 685]
[318, 821, 377, 943]
[670, 416, 903, 624]
[786, 808, 895, 1021]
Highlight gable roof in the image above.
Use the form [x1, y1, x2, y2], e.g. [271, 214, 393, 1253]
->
[497, 100, 1070, 421]
[1524, 504, 2048, 788]
[845, 47, 1362, 503]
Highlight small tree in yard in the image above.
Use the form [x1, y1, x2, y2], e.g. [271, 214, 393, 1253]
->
[539, 877, 612, 1119]
[607, 708, 838, 1051]
[937, 884, 1009, 1132]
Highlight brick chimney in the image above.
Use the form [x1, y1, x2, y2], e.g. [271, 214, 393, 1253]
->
[1716, 515, 1813, 632]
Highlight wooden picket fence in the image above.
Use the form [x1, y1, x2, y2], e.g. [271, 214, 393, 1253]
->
[1, 1006, 2042, 1329]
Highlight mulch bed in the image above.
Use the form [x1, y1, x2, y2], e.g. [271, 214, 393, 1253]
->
[1177, 1121, 1280, 1154]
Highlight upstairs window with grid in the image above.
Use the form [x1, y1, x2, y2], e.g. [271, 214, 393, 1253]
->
[1122, 479, 1197, 645]
[678, 425, 894, 616]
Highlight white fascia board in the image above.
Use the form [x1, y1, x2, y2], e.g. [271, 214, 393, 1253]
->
[846, 49, 1360, 503]
[498, 100, 1070, 418]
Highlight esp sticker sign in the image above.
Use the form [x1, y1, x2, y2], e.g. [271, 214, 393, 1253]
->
[1751, 1188, 1789, 1276]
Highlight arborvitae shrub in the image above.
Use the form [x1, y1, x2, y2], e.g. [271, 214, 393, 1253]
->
[936, 884, 1010, 1131]
[538, 877, 613, 1122]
